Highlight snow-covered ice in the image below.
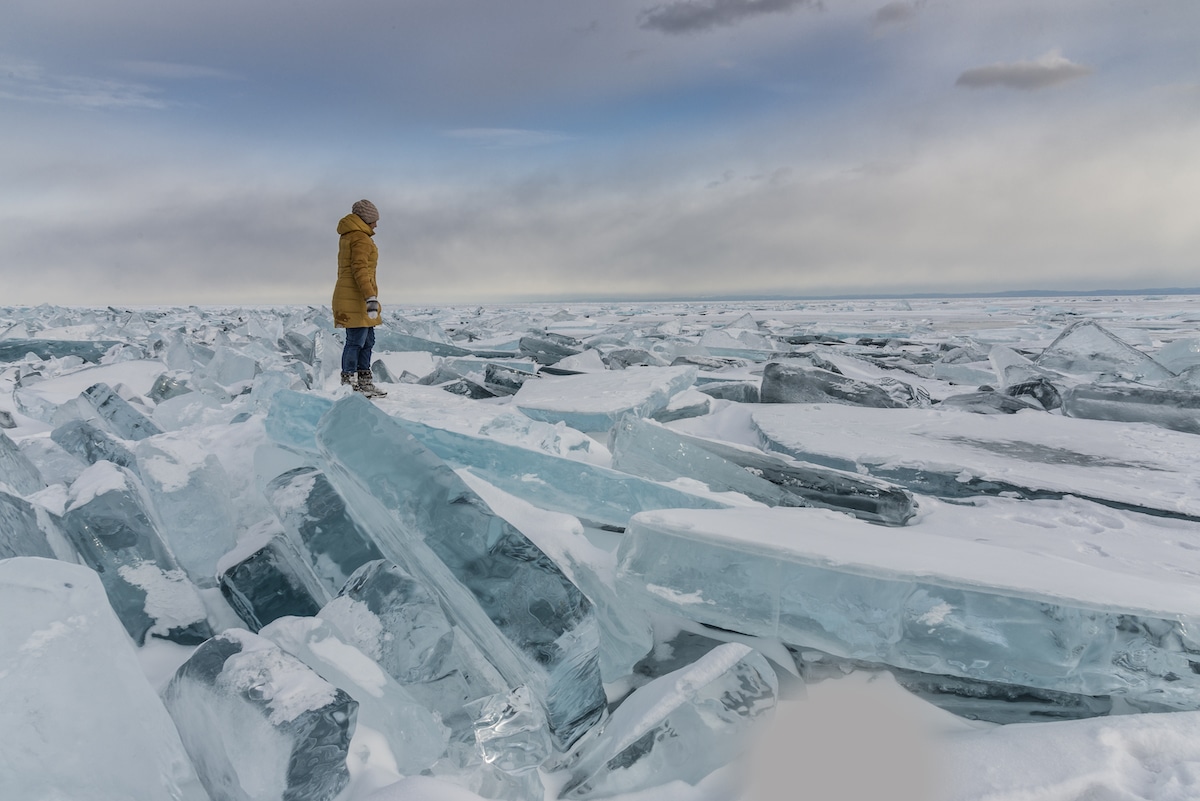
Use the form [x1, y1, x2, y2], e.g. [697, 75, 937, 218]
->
[4, 296, 1200, 800]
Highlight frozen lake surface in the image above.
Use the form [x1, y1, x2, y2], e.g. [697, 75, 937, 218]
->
[4, 294, 1200, 801]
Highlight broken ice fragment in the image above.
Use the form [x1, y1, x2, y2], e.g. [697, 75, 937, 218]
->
[760, 362, 907, 407]
[0, 338, 122, 363]
[470, 686, 554, 774]
[519, 332, 582, 365]
[319, 559, 508, 748]
[0, 429, 45, 495]
[0, 558, 209, 800]
[696, 379, 760, 403]
[610, 415, 916, 526]
[136, 436, 238, 587]
[161, 629, 358, 801]
[938, 390, 1044, 414]
[148, 372, 192, 403]
[616, 504, 1200, 710]
[1005, 377, 1062, 410]
[1036, 320, 1173, 383]
[51, 418, 138, 470]
[315, 395, 606, 750]
[260, 615, 450, 773]
[405, 418, 728, 530]
[751, 404, 1200, 519]
[59, 460, 211, 644]
[513, 365, 697, 433]
[81, 382, 163, 440]
[265, 389, 332, 453]
[1062, 383, 1200, 435]
[262, 465, 384, 596]
[560, 643, 778, 799]
[218, 524, 327, 631]
[0, 488, 57, 559]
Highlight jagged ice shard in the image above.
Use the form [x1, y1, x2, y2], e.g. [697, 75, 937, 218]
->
[162, 629, 358, 801]
[218, 525, 327, 632]
[0, 557, 209, 801]
[561, 643, 778, 799]
[1062, 383, 1200, 435]
[81, 382, 164, 440]
[259, 615, 450, 775]
[0, 429, 45, 494]
[319, 558, 508, 755]
[616, 503, 1200, 710]
[58, 460, 212, 645]
[315, 395, 606, 750]
[0, 489, 56, 559]
[403, 417, 728, 530]
[1036, 320, 1174, 383]
[136, 435, 239, 587]
[262, 464, 384, 596]
[50, 417, 139, 470]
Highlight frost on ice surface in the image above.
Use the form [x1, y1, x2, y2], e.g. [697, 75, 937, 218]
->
[59, 461, 211, 644]
[0, 557, 208, 800]
[512, 364, 698, 432]
[137, 435, 239, 587]
[162, 628, 358, 801]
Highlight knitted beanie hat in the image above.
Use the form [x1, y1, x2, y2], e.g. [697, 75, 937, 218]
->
[352, 199, 379, 224]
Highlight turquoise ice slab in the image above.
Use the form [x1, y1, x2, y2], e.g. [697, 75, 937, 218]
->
[616, 501, 1200, 710]
[315, 395, 606, 750]
[404, 418, 728, 529]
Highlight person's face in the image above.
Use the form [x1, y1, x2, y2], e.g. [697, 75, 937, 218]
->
[369, 220, 378, 230]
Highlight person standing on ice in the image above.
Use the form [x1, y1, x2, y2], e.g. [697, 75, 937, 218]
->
[332, 199, 387, 398]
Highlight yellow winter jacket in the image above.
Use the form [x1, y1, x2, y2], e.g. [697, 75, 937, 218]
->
[332, 213, 381, 329]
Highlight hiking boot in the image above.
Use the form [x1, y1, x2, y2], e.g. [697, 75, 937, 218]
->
[340, 371, 357, 389]
[356, 369, 387, 398]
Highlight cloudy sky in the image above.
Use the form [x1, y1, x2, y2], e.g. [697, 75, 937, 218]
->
[3, 0, 1198, 306]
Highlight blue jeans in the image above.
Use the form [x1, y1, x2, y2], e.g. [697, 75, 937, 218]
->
[341, 326, 375, 373]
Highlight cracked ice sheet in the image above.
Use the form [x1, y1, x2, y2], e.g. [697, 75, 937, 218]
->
[750, 404, 1200, 518]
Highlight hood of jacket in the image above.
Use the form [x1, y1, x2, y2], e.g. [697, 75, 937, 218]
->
[337, 213, 375, 237]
